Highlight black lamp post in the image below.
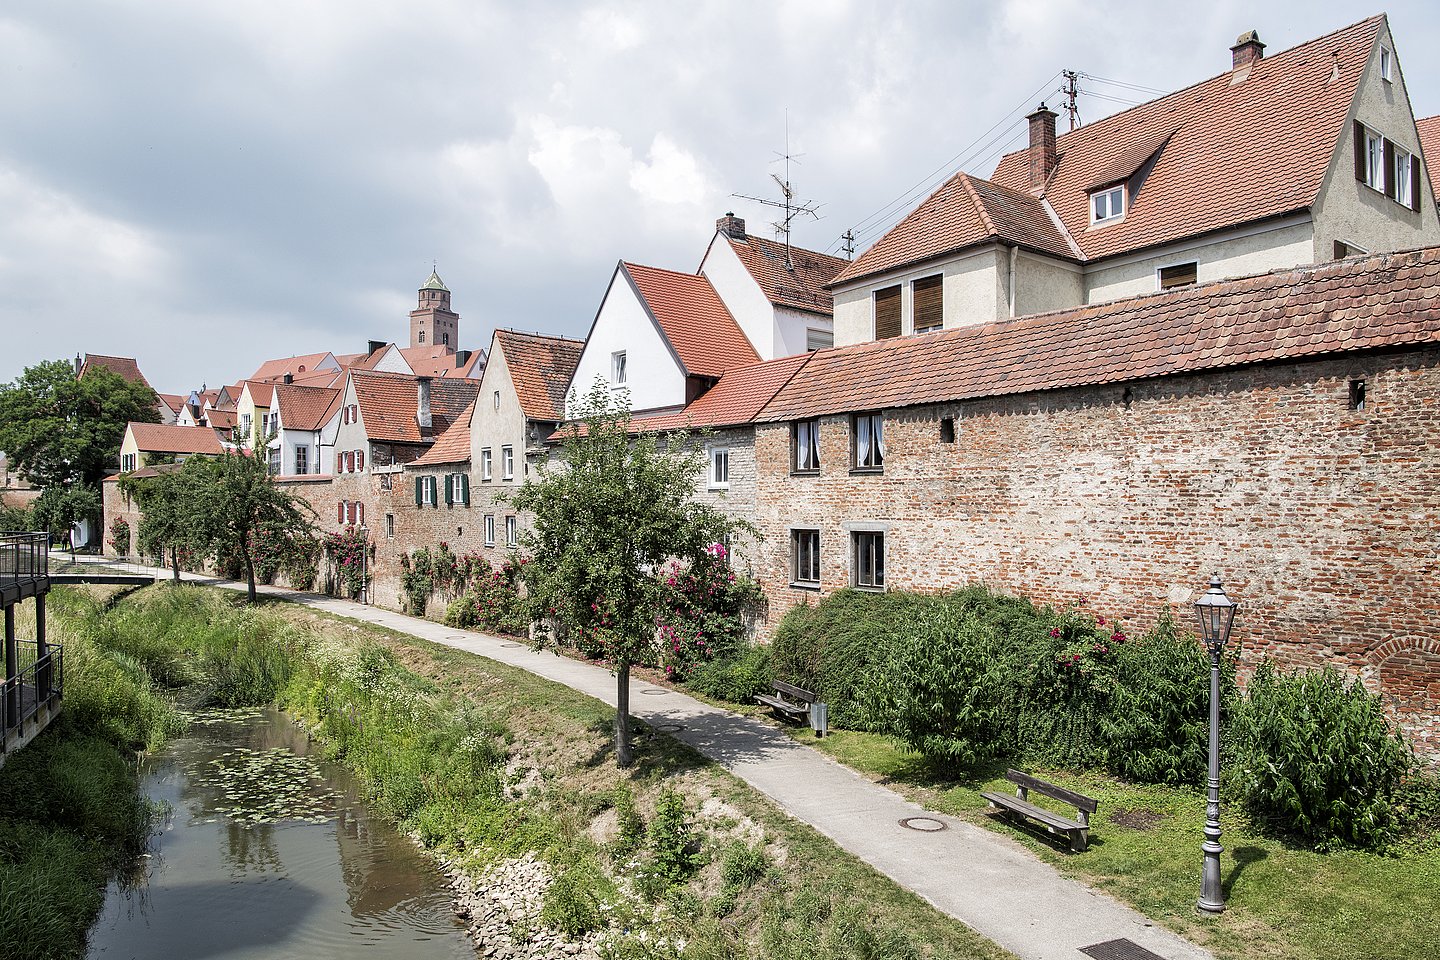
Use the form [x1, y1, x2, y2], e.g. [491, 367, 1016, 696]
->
[1195, 574, 1237, 914]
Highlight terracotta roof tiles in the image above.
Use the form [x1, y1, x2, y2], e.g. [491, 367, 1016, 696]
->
[273, 383, 341, 432]
[624, 263, 761, 376]
[632, 353, 813, 432]
[1417, 115, 1440, 205]
[126, 422, 225, 456]
[79, 355, 151, 389]
[495, 330, 584, 422]
[250, 352, 336, 382]
[723, 235, 848, 316]
[410, 400, 475, 466]
[350, 370, 478, 444]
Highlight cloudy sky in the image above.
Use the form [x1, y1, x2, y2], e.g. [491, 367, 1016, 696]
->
[2, 1, 1437, 392]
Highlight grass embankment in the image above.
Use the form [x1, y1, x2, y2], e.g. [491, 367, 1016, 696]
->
[16, 585, 1012, 960]
[797, 729, 1438, 960]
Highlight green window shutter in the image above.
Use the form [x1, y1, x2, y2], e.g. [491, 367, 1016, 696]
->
[428, 476, 438, 507]
[461, 474, 470, 506]
[414, 476, 423, 506]
[445, 474, 454, 505]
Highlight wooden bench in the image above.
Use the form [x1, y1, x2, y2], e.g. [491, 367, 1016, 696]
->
[981, 769, 1098, 852]
[755, 679, 817, 723]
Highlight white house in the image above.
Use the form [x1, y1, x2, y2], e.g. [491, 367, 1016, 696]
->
[268, 383, 342, 476]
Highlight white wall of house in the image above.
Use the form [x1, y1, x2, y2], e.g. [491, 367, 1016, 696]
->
[1013, 249, 1085, 317]
[570, 267, 687, 413]
[371, 345, 413, 374]
[469, 340, 530, 494]
[333, 377, 366, 475]
[832, 246, 1004, 346]
[700, 237, 776, 358]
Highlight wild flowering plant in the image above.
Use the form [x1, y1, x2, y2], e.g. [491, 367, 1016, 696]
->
[324, 526, 371, 598]
[653, 544, 762, 680]
[108, 517, 131, 557]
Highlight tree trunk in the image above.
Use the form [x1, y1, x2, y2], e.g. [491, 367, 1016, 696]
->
[170, 545, 180, 583]
[616, 659, 633, 767]
[243, 545, 257, 603]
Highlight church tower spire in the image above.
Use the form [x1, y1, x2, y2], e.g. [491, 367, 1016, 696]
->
[409, 267, 459, 350]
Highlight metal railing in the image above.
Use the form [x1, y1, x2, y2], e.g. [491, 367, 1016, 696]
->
[0, 532, 50, 587]
[2, 641, 63, 744]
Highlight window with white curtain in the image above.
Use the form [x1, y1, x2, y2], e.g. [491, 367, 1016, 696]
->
[852, 412, 884, 471]
[791, 419, 820, 473]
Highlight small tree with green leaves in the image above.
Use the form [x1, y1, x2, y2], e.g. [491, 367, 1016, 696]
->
[183, 452, 316, 602]
[512, 381, 747, 766]
[120, 466, 200, 582]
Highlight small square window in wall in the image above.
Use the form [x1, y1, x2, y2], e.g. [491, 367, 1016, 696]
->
[791, 419, 820, 474]
[853, 531, 885, 591]
[874, 285, 901, 340]
[1349, 379, 1366, 411]
[709, 447, 730, 489]
[1091, 185, 1124, 224]
[611, 351, 627, 386]
[912, 275, 943, 333]
[852, 412, 884, 471]
[806, 328, 833, 351]
[1158, 262, 1198, 290]
[790, 529, 820, 587]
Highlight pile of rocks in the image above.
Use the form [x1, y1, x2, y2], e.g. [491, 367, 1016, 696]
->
[449, 853, 599, 959]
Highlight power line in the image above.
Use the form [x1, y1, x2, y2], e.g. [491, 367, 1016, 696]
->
[1078, 88, 1147, 107]
[1078, 72, 1168, 96]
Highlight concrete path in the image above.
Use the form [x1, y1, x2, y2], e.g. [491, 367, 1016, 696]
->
[83, 561, 1213, 960]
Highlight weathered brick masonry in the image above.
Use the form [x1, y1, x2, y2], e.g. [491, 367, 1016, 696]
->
[753, 346, 1440, 754]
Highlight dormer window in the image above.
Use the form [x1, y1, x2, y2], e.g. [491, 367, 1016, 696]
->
[1091, 185, 1125, 224]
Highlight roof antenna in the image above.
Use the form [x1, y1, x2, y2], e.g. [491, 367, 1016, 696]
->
[732, 110, 821, 271]
[841, 229, 857, 261]
[1059, 69, 1081, 131]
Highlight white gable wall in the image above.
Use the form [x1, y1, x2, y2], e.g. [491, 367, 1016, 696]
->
[371, 345, 413, 374]
[699, 236, 777, 358]
[570, 268, 687, 414]
[776, 306, 832, 356]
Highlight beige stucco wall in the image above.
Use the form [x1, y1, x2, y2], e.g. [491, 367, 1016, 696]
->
[1312, 23, 1440, 262]
[831, 246, 1004, 346]
[1013, 249, 1084, 317]
[469, 339, 532, 491]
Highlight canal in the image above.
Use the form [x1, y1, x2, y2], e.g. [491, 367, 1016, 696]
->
[86, 707, 474, 959]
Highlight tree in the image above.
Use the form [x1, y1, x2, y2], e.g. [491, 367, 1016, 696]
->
[30, 485, 101, 546]
[120, 466, 197, 582]
[512, 381, 748, 766]
[0, 360, 160, 489]
[183, 452, 316, 602]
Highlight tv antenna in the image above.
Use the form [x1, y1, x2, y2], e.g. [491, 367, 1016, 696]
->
[731, 114, 821, 271]
[1059, 69, 1081, 131]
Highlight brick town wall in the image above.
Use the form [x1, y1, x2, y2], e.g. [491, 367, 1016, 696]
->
[752, 346, 1440, 757]
[101, 479, 142, 557]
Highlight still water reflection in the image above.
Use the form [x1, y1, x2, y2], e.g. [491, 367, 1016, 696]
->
[86, 707, 474, 960]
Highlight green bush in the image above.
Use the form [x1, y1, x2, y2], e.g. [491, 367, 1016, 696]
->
[1227, 661, 1413, 848]
[540, 861, 614, 936]
[686, 644, 772, 703]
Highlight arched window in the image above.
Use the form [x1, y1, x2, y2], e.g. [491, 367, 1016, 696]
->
[419, 330, 426, 343]
[442, 333, 449, 345]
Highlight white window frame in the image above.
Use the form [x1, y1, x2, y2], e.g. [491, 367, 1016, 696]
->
[790, 529, 820, 587]
[1364, 127, 1385, 191]
[493, 390, 501, 411]
[852, 531, 886, 591]
[501, 445, 514, 480]
[505, 515, 518, 547]
[1090, 185, 1125, 224]
[792, 419, 820, 473]
[484, 515, 496, 547]
[709, 447, 730, 489]
[386, 513, 394, 538]
[1380, 45, 1393, 82]
[611, 350, 627, 386]
[294, 444, 309, 475]
[1394, 146, 1415, 207]
[421, 475, 437, 507]
[852, 412, 884, 471]
[481, 448, 493, 481]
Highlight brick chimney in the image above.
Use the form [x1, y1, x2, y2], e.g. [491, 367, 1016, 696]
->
[1026, 104, 1058, 189]
[367, 339, 385, 356]
[716, 212, 746, 240]
[1231, 30, 1265, 69]
[282, 373, 293, 385]
[417, 376, 432, 432]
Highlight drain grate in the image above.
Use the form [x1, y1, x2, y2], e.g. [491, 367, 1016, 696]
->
[656, 723, 684, 732]
[898, 817, 946, 832]
[500, 642, 522, 648]
[1080, 939, 1168, 960]
[639, 688, 668, 696]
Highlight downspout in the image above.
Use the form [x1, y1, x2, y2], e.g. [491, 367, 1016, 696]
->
[1007, 244, 1019, 318]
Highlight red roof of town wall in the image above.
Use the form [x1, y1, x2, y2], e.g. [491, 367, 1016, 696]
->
[1417, 115, 1440, 205]
[126, 422, 225, 455]
[723, 235, 848, 316]
[623, 263, 761, 376]
[495, 330, 585, 422]
[759, 245, 1440, 421]
[633, 353, 813, 432]
[79, 355, 152, 389]
[411, 401, 475, 466]
[350, 370, 478, 444]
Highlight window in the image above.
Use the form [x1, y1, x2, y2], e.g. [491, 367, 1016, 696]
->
[940, 417, 956, 443]
[852, 412, 884, 471]
[791, 419, 820, 473]
[1363, 125, 1385, 190]
[294, 445, 309, 474]
[1091, 185, 1124, 224]
[806, 328, 833, 351]
[484, 515, 496, 546]
[493, 390, 500, 411]
[415, 475, 437, 507]
[874, 285, 901, 340]
[853, 531, 885, 590]
[791, 529, 820, 587]
[441, 333, 449, 346]
[1354, 122, 1422, 211]
[1158, 262, 1198, 290]
[481, 448, 493, 481]
[502, 445, 514, 480]
[380, 472, 393, 491]
[343, 451, 354, 473]
[709, 447, 730, 489]
[355, 449, 364, 471]
[912, 275, 943, 333]
[267, 448, 280, 475]
[1380, 45, 1392, 82]
[1349, 379, 1367, 411]
[1393, 146, 1415, 208]
[505, 516, 518, 547]
[419, 330, 425, 343]
[386, 513, 394, 538]
[240, 413, 252, 436]
[121, 453, 136, 472]
[611, 351, 627, 386]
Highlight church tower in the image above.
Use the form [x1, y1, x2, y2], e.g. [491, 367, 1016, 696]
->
[409, 268, 460, 350]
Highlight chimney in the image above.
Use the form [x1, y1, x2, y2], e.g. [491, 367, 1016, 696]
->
[417, 376, 432, 431]
[716, 212, 746, 240]
[1231, 30, 1265, 70]
[1026, 104, 1058, 189]
[455, 349, 471, 369]
[367, 339, 385, 356]
[283, 373, 293, 385]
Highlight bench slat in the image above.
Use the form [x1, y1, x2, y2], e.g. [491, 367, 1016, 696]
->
[1005, 769, 1099, 814]
[755, 694, 808, 715]
[771, 679, 817, 703]
[981, 791, 1086, 833]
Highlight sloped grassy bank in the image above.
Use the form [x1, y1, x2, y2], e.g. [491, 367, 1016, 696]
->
[26, 585, 1010, 960]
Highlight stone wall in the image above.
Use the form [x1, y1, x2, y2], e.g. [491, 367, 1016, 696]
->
[751, 346, 1440, 755]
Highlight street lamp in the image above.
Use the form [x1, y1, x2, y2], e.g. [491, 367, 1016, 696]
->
[358, 525, 369, 605]
[1195, 574, 1237, 914]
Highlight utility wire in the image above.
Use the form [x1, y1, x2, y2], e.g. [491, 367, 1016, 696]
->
[1078, 71, 1168, 95]
[1078, 88, 1147, 107]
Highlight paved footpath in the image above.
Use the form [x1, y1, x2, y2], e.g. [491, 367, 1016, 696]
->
[90, 562, 1212, 960]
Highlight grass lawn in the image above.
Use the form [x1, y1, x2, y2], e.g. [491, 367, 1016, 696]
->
[796, 727, 1439, 960]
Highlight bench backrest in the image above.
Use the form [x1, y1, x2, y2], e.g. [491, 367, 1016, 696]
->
[772, 679, 817, 703]
[1006, 769, 1099, 814]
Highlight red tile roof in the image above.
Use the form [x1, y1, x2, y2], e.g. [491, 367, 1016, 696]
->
[495, 330, 584, 421]
[205, 409, 237, 429]
[126, 422, 225, 455]
[410, 400, 475, 466]
[1417, 115, 1440, 205]
[240, 380, 275, 407]
[987, 16, 1383, 263]
[832, 173, 1076, 285]
[350, 370, 479, 444]
[632, 353, 813, 432]
[722, 235, 849, 316]
[624, 263, 761, 376]
[273, 383, 341, 432]
[290, 369, 345, 389]
[79, 354, 152, 389]
[759, 245, 1440, 422]
[157, 393, 185, 416]
[250, 352, 336, 382]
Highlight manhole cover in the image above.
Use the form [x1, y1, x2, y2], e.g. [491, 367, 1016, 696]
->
[898, 817, 946, 832]
[500, 642, 522, 648]
[1080, 939, 1168, 960]
[449, 635, 469, 640]
[656, 723, 684, 732]
[639, 688, 668, 696]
